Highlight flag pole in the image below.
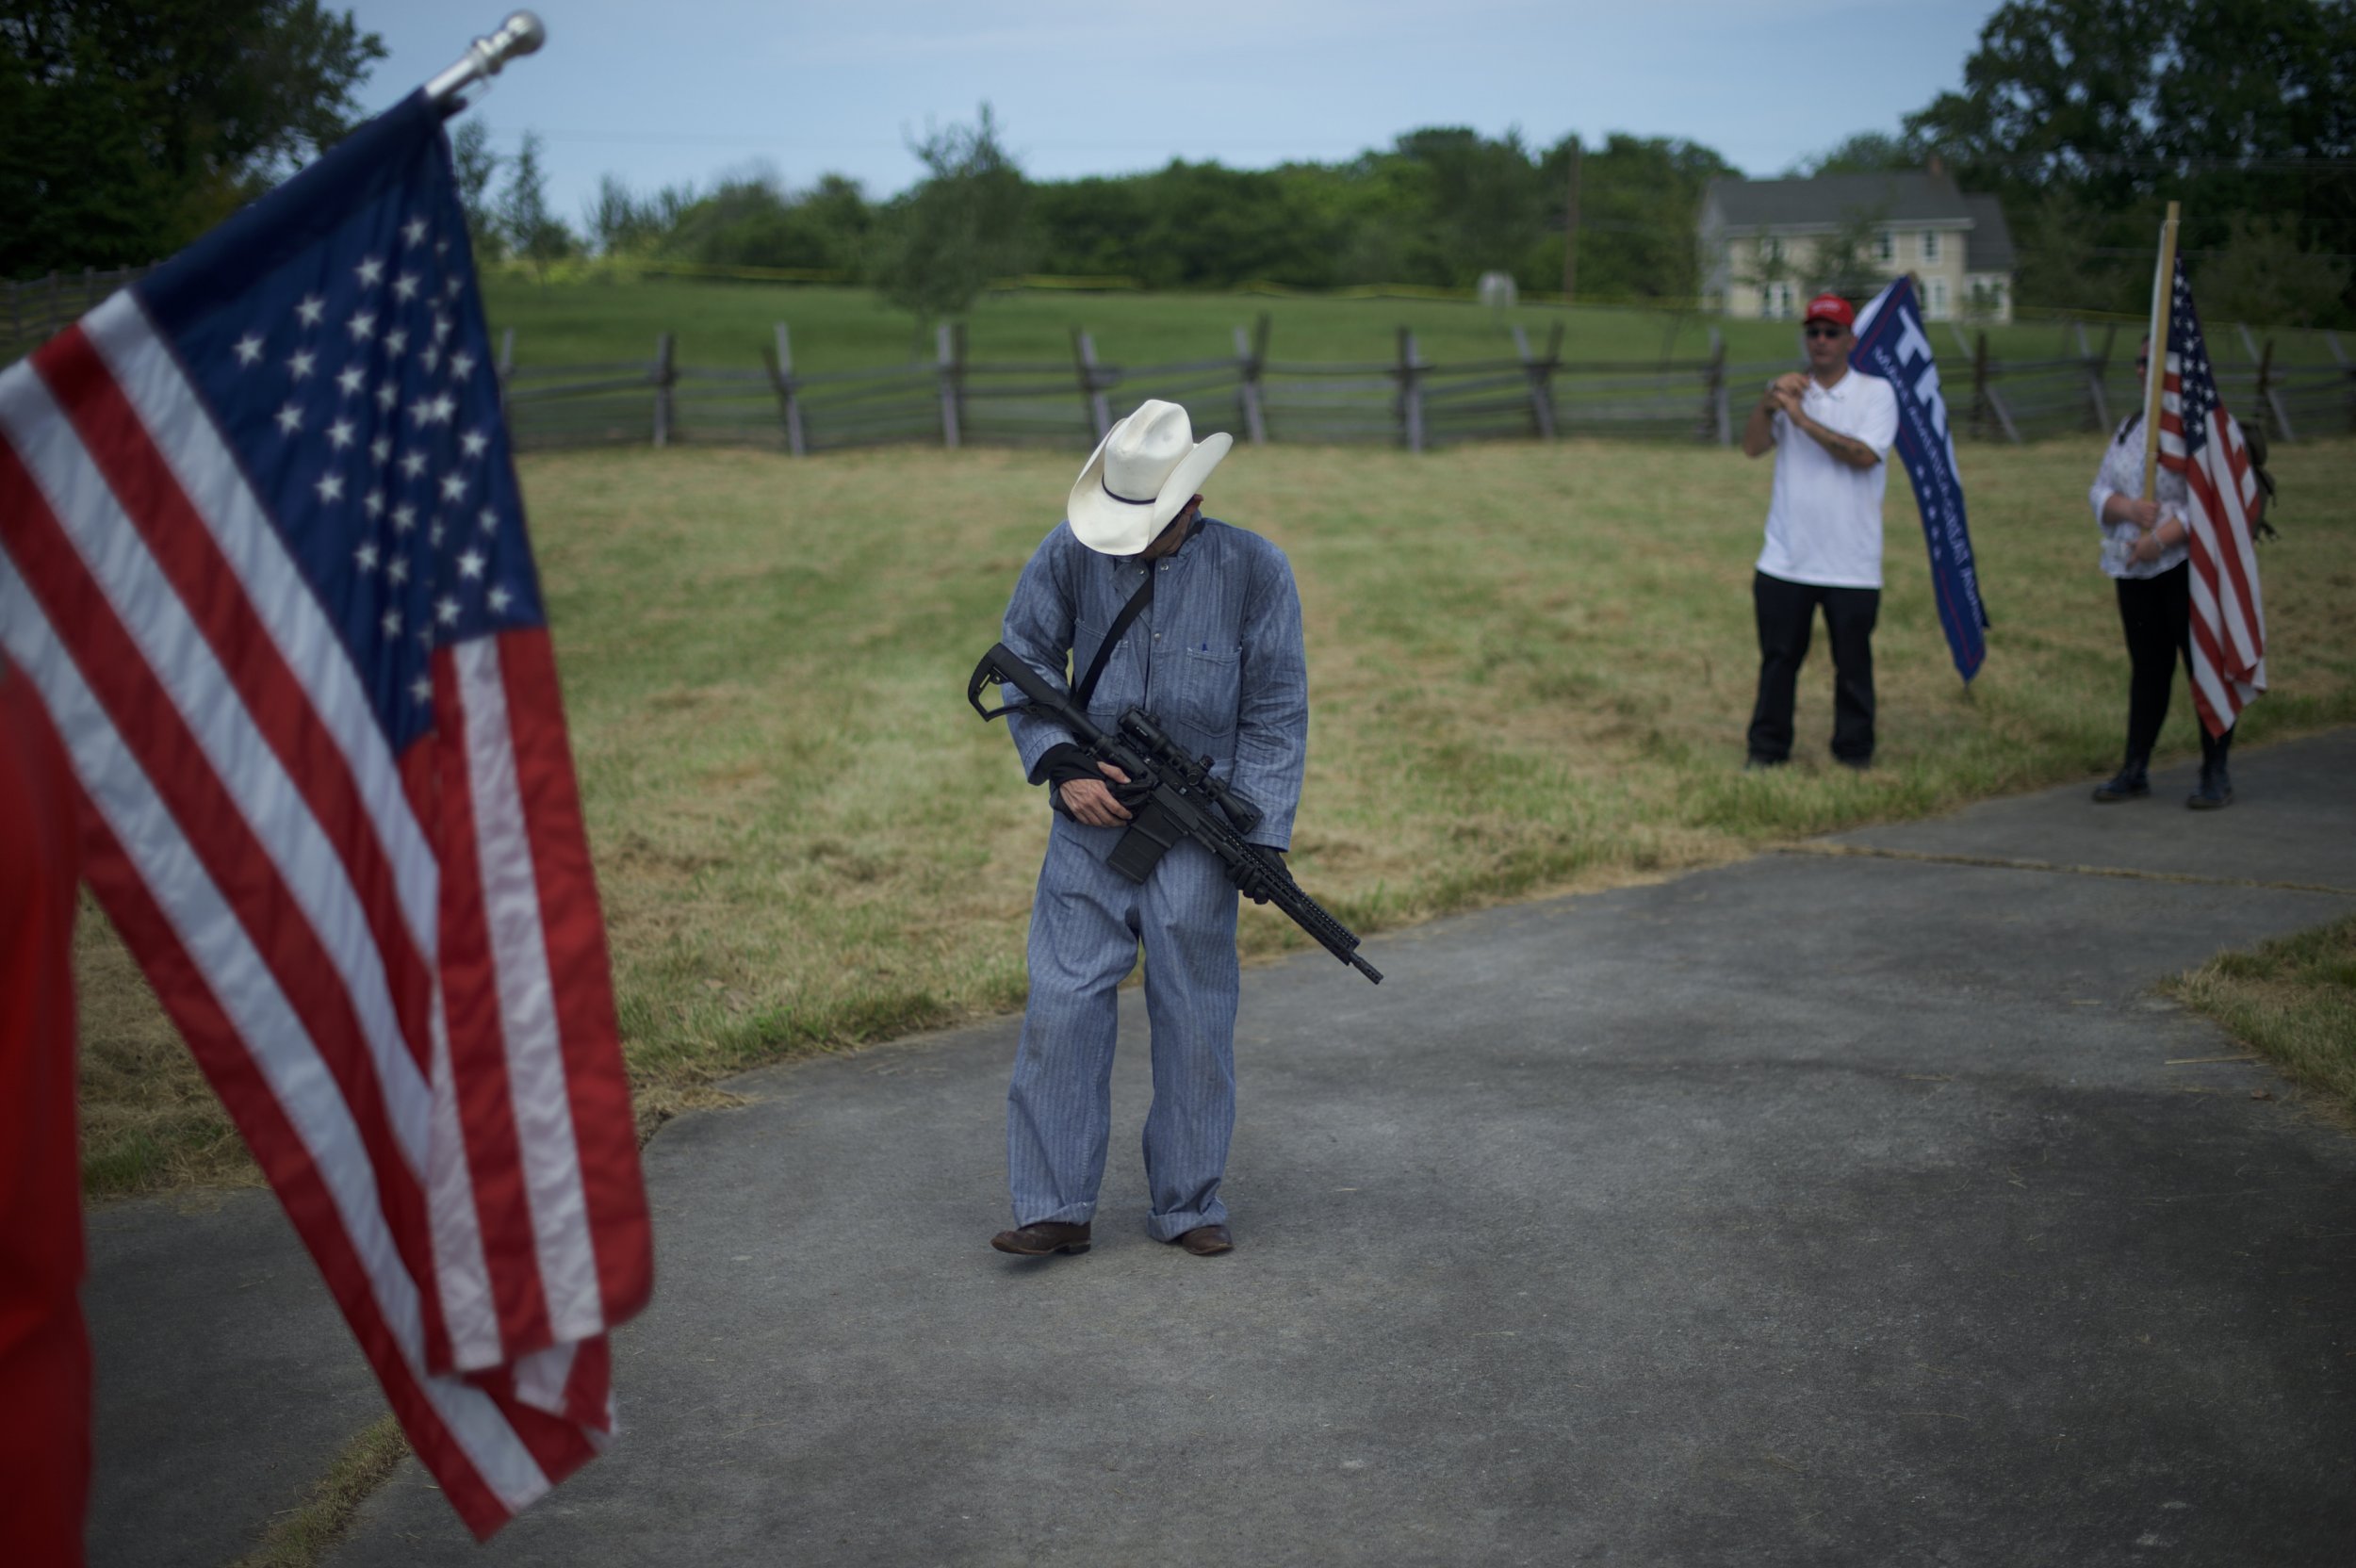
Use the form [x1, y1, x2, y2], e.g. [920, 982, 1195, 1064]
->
[423, 10, 547, 114]
[2140, 199, 2181, 498]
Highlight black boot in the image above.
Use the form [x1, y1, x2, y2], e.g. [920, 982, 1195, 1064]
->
[2187, 732, 2234, 810]
[2092, 753, 2151, 803]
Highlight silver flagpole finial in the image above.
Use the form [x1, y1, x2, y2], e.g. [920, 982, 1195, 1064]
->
[424, 11, 547, 113]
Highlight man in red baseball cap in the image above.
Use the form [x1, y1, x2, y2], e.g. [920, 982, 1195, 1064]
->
[1738, 291, 1901, 769]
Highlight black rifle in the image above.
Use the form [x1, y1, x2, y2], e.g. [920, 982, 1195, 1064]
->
[967, 642, 1383, 984]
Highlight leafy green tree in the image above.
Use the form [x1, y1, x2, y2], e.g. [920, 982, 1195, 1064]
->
[1904, 0, 2175, 205]
[2004, 188, 2142, 316]
[451, 118, 503, 262]
[1905, 0, 2356, 318]
[1029, 175, 1151, 278]
[2197, 211, 2354, 327]
[1548, 135, 1738, 302]
[659, 168, 869, 273]
[0, 0, 385, 275]
[499, 130, 574, 280]
[1390, 127, 1549, 288]
[794, 174, 875, 274]
[584, 174, 637, 255]
[662, 171, 788, 263]
[1129, 160, 1345, 289]
[874, 104, 1035, 324]
[468, 111, 1742, 306]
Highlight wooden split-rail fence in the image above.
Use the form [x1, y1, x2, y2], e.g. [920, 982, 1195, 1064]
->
[495, 318, 1753, 456]
[1936, 319, 2354, 449]
[1, 264, 157, 357]
[491, 316, 2356, 458]
[4, 266, 2351, 454]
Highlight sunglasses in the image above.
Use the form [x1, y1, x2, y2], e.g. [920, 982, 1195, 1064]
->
[1804, 324, 1845, 340]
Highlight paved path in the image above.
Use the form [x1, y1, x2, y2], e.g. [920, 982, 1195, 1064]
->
[88, 732, 2356, 1566]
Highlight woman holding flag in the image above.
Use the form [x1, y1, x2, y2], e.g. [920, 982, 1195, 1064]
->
[2085, 335, 2233, 809]
[2086, 200, 2268, 812]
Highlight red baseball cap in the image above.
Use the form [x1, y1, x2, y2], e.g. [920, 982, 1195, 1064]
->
[1804, 293, 1856, 329]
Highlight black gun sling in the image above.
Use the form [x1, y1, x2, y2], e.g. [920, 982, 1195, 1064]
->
[1070, 564, 1155, 711]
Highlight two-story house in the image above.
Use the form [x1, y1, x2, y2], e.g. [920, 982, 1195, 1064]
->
[1697, 167, 2017, 322]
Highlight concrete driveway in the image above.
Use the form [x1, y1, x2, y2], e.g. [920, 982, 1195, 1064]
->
[87, 730, 2356, 1566]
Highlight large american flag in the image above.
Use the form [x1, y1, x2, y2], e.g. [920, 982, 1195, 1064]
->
[2156, 255, 2267, 737]
[0, 95, 650, 1537]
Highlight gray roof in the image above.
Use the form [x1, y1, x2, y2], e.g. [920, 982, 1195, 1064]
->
[1708, 172, 1972, 229]
[1961, 192, 2016, 272]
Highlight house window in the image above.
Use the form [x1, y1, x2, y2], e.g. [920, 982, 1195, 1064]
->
[1922, 230, 1941, 262]
[1763, 236, 1783, 264]
[1877, 230, 1893, 263]
[1929, 277, 1948, 316]
[1777, 283, 1795, 318]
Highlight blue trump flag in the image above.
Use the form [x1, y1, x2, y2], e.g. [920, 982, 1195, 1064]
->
[1850, 278, 1989, 682]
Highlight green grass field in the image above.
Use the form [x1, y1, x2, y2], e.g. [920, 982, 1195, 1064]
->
[482, 273, 2327, 378]
[73, 434, 2356, 1197]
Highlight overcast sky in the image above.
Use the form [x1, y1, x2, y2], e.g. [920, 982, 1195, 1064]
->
[352, 1, 2004, 224]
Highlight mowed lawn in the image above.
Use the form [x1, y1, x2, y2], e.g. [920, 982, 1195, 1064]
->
[73, 436, 2356, 1195]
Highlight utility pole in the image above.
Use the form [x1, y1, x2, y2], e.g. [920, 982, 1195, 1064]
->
[1561, 139, 1582, 302]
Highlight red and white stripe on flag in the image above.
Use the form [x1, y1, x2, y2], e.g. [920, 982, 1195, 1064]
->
[2157, 367, 2268, 739]
[0, 295, 651, 1538]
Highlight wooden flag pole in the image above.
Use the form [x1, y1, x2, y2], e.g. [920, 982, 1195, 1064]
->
[2141, 200, 2181, 497]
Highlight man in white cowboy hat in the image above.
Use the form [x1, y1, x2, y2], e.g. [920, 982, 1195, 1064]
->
[988, 400, 1308, 1261]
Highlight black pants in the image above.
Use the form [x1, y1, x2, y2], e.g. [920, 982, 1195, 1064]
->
[1747, 571, 1878, 764]
[2116, 563, 2228, 765]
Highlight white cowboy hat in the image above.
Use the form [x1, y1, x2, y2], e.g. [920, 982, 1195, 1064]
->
[1066, 400, 1233, 556]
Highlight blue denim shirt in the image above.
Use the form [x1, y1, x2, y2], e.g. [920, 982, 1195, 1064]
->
[1000, 516, 1309, 849]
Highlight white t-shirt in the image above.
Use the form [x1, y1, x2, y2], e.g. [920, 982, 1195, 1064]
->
[1757, 368, 1902, 590]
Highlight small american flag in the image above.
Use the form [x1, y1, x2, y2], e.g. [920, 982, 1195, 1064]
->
[0, 95, 650, 1537]
[2157, 256, 2267, 737]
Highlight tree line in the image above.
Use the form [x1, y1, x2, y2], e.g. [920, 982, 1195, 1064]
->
[465, 108, 1734, 322]
[7, 0, 2354, 327]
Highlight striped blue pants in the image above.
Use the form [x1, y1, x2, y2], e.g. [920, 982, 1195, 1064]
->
[1007, 814, 1240, 1240]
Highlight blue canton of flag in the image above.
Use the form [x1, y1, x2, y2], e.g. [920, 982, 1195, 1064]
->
[141, 101, 545, 752]
[2166, 261, 2220, 459]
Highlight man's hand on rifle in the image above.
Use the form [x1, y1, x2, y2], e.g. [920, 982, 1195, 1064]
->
[1058, 762, 1134, 827]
